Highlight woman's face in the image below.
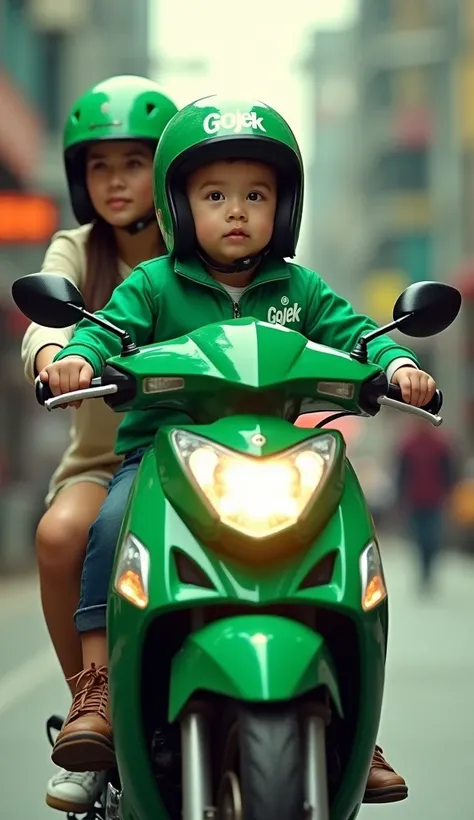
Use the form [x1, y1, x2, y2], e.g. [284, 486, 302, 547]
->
[85, 139, 154, 227]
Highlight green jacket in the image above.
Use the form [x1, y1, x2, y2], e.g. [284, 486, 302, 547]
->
[55, 254, 419, 454]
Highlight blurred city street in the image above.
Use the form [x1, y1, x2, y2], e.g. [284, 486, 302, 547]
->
[0, 538, 472, 820]
[377, 540, 474, 820]
[1, 0, 474, 818]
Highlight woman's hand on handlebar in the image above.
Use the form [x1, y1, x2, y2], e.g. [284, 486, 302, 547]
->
[391, 365, 436, 407]
[38, 356, 94, 409]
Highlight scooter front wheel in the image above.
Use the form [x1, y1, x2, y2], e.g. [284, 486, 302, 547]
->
[226, 706, 305, 820]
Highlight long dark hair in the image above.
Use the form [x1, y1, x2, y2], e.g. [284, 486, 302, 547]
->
[83, 218, 121, 312]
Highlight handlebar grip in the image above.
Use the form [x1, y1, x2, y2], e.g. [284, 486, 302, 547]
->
[35, 379, 54, 406]
[35, 377, 102, 407]
[387, 384, 443, 415]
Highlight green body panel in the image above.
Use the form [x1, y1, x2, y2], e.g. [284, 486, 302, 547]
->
[108, 428, 387, 820]
[168, 615, 342, 721]
[105, 318, 382, 418]
[93, 315, 391, 820]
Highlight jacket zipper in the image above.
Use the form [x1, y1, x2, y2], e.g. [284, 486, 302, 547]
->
[176, 269, 288, 320]
[237, 279, 272, 314]
[177, 270, 241, 319]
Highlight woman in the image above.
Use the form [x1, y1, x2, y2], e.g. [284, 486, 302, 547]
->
[21, 74, 178, 814]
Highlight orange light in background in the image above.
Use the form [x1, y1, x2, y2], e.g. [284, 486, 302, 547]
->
[0, 192, 59, 244]
[295, 412, 360, 445]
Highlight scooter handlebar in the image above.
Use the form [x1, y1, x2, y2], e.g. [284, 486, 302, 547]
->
[35, 376, 105, 407]
[387, 384, 443, 415]
[378, 385, 443, 426]
[33, 376, 444, 425]
[35, 378, 54, 405]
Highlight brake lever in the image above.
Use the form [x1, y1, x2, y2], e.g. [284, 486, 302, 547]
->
[377, 396, 443, 426]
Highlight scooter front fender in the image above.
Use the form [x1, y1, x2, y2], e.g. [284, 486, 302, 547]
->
[169, 614, 342, 721]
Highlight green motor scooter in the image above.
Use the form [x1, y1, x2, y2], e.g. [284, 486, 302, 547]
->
[13, 274, 460, 820]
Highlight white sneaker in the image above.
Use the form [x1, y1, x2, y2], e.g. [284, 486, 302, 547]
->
[45, 768, 105, 813]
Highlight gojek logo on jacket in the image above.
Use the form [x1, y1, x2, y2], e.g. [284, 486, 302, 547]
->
[267, 296, 302, 326]
[203, 111, 266, 135]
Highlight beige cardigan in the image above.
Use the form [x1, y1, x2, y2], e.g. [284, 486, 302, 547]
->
[21, 224, 131, 495]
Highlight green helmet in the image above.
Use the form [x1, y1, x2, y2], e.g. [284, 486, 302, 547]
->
[63, 75, 178, 225]
[153, 95, 304, 260]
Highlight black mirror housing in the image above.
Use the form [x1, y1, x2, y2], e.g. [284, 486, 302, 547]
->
[393, 281, 462, 338]
[12, 273, 85, 328]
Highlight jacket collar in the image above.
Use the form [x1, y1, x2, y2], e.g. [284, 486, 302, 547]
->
[173, 254, 290, 289]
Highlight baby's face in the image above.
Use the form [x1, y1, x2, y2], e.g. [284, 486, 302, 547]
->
[186, 159, 277, 265]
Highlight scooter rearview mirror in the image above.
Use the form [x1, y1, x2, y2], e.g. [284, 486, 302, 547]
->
[12, 273, 85, 328]
[393, 281, 462, 338]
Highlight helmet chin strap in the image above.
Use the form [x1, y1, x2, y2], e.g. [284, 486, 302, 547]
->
[197, 245, 270, 275]
[120, 208, 156, 236]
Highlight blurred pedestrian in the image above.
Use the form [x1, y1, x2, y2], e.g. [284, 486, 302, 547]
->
[395, 418, 457, 591]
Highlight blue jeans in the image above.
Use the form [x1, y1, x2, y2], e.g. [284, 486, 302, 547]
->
[74, 448, 147, 634]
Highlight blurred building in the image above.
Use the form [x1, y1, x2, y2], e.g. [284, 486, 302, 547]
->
[303, 28, 362, 303]
[306, 0, 474, 448]
[0, 0, 150, 565]
[453, 1, 474, 451]
[0, 0, 150, 208]
[355, 0, 461, 379]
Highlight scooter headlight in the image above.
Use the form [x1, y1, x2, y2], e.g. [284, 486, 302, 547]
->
[171, 431, 337, 539]
[114, 533, 150, 609]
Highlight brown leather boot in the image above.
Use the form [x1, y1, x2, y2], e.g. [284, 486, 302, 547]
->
[363, 746, 408, 803]
[52, 664, 115, 772]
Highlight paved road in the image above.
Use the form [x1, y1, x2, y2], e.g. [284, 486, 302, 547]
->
[0, 541, 472, 819]
[0, 573, 70, 819]
[373, 540, 474, 820]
